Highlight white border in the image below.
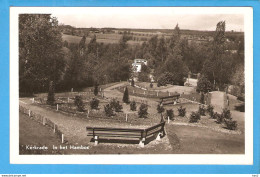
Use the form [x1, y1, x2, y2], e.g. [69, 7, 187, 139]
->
[10, 7, 253, 164]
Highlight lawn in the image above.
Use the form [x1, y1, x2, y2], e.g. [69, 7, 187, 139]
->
[19, 112, 65, 154]
[166, 124, 244, 154]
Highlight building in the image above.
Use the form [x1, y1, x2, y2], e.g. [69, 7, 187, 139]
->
[132, 59, 148, 72]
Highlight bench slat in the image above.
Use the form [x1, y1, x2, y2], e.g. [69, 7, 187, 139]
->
[86, 127, 145, 132]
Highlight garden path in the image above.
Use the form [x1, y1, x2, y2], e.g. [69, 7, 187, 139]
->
[210, 91, 225, 113]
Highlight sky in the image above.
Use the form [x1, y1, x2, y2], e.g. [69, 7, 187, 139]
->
[51, 7, 244, 31]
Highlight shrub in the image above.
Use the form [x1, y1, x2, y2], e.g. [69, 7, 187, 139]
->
[94, 84, 98, 96]
[198, 105, 206, 116]
[221, 108, 232, 119]
[235, 104, 245, 112]
[104, 104, 114, 117]
[189, 111, 201, 123]
[110, 99, 123, 112]
[138, 103, 148, 118]
[130, 100, 137, 111]
[122, 87, 129, 103]
[47, 81, 55, 105]
[74, 96, 84, 112]
[214, 112, 224, 124]
[224, 119, 237, 130]
[157, 103, 165, 113]
[166, 109, 174, 120]
[207, 105, 214, 118]
[178, 106, 186, 117]
[90, 98, 99, 110]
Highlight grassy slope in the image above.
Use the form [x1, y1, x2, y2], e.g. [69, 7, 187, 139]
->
[166, 124, 244, 154]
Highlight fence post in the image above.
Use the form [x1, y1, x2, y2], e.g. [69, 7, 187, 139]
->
[32, 98, 34, 103]
[168, 116, 170, 124]
[94, 136, 98, 146]
[56, 104, 59, 111]
[157, 91, 159, 97]
[43, 117, 46, 125]
[53, 123, 56, 133]
[28, 110, 31, 117]
[61, 134, 64, 144]
[126, 113, 128, 122]
[87, 109, 90, 118]
[169, 92, 171, 96]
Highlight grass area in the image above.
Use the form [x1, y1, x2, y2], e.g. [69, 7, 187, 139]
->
[166, 124, 244, 154]
[181, 92, 211, 105]
[19, 112, 65, 154]
[117, 85, 178, 99]
[135, 82, 174, 90]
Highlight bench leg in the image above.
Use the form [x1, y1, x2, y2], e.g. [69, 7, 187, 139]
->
[139, 138, 145, 148]
[156, 132, 162, 140]
[94, 136, 99, 146]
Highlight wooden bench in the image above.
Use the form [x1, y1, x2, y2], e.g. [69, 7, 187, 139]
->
[86, 121, 165, 147]
[159, 94, 180, 105]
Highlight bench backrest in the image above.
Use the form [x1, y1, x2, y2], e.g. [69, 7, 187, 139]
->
[86, 127, 145, 138]
[145, 121, 165, 137]
[160, 95, 180, 100]
[86, 121, 165, 139]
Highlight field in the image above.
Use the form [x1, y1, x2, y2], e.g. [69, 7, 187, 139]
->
[62, 34, 142, 45]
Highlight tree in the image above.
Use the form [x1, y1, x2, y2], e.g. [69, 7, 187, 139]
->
[231, 64, 244, 97]
[196, 75, 212, 93]
[123, 87, 129, 103]
[138, 64, 150, 82]
[159, 55, 188, 86]
[94, 83, 98, 96]
[47, 81, 55, 105]
[19, 14, 65, 94]
[156, 36, 167, 62]
[201, 21, 231, 89]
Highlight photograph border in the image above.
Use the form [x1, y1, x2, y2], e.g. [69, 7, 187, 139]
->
[10, 6, 252, 165]
[1, 0, 260, 174]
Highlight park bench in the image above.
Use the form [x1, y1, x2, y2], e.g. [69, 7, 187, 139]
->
[159, 93, 180, 105]
[86, 121, 165, 147]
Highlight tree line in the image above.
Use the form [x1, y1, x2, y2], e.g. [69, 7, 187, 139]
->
[19, 14, 244, 98]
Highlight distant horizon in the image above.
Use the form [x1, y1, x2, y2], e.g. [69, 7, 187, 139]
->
[51, 7, 244, 32]
[59, 24, 244, 33]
